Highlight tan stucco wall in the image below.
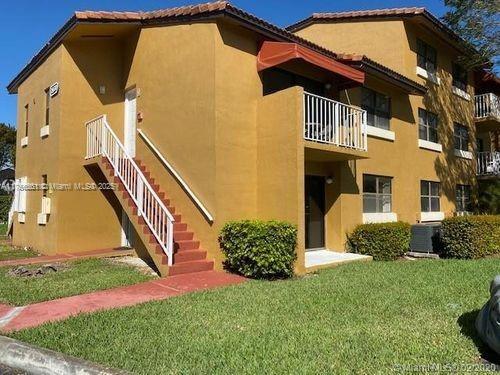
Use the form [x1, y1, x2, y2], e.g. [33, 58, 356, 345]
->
[13, 46, 63, 252]
[257, 86, 305, 274]
[13, 36, 134, 254]
[295, 19, 476, 250]
[295, 21, 407, 74]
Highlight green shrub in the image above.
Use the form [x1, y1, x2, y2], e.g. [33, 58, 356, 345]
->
[440, 215, 500, 259]
[0, 195, 12, 223]
[347, 222, 411, 261]
[218, 220, 297, 279]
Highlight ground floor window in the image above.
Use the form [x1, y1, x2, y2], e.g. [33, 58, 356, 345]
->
[456, 184, 472, 212]
[421, 180, 440, 212]
[363, 175, 392, 213]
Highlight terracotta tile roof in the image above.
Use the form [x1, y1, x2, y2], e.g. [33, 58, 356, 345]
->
[286, 7, 476, 57]
[309, 7, 426, 20]
[7, 1, 425, 95]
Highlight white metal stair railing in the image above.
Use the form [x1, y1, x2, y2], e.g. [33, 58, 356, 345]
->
[85, 115, 175, 266]
[303, 92, 368, 151]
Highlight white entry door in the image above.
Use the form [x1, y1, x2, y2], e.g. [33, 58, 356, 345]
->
[124, 88, 137, 157]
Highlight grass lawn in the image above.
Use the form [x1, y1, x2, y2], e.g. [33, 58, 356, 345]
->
[10, 259, 499, 374]
[0, 258, 154, 306]
[0, 223, 7, 235]
[0, 245, 39, 262]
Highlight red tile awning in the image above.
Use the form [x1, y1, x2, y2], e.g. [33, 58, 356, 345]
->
[257, 41, 365, 84]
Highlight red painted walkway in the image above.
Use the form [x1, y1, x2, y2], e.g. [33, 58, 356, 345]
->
[0, 248, 135, 267]
[0, 271, 245, 332]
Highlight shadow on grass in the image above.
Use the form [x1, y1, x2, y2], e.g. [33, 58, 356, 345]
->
[458, 309, 500, 366]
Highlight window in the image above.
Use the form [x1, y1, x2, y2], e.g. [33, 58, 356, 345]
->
[362, 88, 391, 130]
[417, 39, 437, 73]
[421, 181, 440, 212]
[456, 185, 472, 212]
[454, 123, 469, 151]
[42, 175, 48, 198]
[44, 88, 50, 126]
[452, 63, 467, 92]
[24, 104, 29, 137]
[418, 108, 439, 143]
[363, 175, 392, 213]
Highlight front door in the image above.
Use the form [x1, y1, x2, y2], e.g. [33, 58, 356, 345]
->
[305, 175, 325, 250]
[124, 88, 137, 157]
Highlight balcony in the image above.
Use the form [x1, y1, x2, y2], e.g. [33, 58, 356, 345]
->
[475, 93, 500, 131]
[303, 92, 367, 153]
[477, 151, 500, 178]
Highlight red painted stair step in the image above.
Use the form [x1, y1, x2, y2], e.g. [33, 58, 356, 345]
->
[168, 260, 214, 276]
[174, 250, 207, 263]
[174, 223, 187, 231]
[173, 231, 194, 241]
[175, 240, 200, 251]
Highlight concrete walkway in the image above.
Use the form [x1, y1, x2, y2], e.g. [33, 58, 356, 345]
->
[0, 248, 135, 267]
[0, 271, 245, 332]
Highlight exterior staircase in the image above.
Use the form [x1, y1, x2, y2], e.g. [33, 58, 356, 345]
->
[85, 115, 213, 277]
[98, 157, 214, 276]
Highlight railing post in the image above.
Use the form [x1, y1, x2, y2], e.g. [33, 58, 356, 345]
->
[167, 220, 174, 266]
[137, 178, 143, 217]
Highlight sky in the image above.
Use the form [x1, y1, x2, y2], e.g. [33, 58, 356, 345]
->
[0, 0, 449, 127]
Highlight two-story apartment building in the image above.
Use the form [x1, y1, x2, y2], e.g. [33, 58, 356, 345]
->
[6, 2, 483, 276]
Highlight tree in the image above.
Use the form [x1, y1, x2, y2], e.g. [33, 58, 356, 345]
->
[442, 0, 500, 71]
[0, 123, 16, 169]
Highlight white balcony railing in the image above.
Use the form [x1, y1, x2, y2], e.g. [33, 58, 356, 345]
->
[475, 93, 500, 119]
[477, 151, 500, 176]
[303, 92, 367, 151]
[85, 115, 175, 265]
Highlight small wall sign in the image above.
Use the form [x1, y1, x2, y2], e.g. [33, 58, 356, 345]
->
[49, 82, 59, 98]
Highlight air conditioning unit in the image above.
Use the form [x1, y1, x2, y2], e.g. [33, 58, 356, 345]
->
[41, 197, 51, 214]
[20, 136, 29, 147]
[410, 223, 442, 253]
[17, 212, 26, 223]
[37, 213, 48, 225]
[40, 125, 50, 138]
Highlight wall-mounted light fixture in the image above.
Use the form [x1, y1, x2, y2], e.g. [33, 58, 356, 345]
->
[325, 83, 332, 90]
[325, 176, 334, 185]
[99, 85, 106, 95]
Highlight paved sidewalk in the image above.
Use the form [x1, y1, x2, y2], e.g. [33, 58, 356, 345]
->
[0, 271, 245, 332]
[0, 248, 135, 267]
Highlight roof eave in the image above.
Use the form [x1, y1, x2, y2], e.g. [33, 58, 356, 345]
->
[352, 58, 427, 95]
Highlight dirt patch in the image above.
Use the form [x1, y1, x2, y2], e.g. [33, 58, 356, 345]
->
[7, 263, 67, 278]
[110, 256, 159, 277]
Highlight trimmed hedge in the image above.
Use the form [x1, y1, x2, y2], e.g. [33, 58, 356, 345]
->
[0, 195, 12, 223]
[218, 220, 297, 279]
[347, 222, 411, 261]
[440, 215, 500, 259]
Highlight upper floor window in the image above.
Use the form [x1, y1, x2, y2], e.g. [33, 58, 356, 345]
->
[44, 88, 50, 126]
[24, 104, 29, 137]
[363, 174, 392, 213]
[421, 180, 440, 212]
[417, 39, 437, 73]
[362, 88, 391, 130]
[418, 108, 438, 143]
[452, 63, 468, 92]
[454, 123, 469, 151]
[456, 184, 472, 212]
